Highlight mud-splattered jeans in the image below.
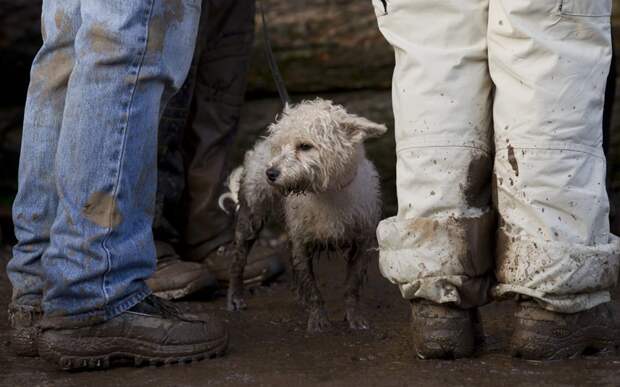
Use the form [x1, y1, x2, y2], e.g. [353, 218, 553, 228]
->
[8, 0, 200, 327]
[373, 0, 620, 313]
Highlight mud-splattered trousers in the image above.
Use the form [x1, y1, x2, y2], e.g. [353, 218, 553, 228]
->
[154, 0, 255, 262]
[373, 0, 620, 313]
[8, 0, 200, 327]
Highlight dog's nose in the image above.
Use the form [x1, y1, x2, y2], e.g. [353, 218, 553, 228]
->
[266, 168, 280, 182]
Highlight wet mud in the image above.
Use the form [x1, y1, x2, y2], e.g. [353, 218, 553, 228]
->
[82, 191, 122, 229]
[507, 145, 519, 177]
[1, 245, 619, 386]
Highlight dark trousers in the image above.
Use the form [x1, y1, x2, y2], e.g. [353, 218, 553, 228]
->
[154, 0, 256, 261]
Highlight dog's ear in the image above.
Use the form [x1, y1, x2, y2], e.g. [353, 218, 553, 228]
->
[340, 114, 388, 143]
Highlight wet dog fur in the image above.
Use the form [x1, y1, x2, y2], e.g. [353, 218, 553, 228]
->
[224, 98, 386, 332]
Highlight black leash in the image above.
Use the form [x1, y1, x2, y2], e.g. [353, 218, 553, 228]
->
[259, 2, 291, 107]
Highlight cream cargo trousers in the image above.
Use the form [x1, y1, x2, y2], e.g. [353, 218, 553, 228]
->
[374, 0, 620, 313]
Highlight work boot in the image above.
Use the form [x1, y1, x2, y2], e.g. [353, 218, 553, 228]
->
[8, 303, 43, 357]
[147, 241, 218, 300]
[146, 257, 218, 300]
[411, 301, 482, 359]
[204, 241, 286, 286]
[38, 295, 228, 371]
[510, 302, 619, 360]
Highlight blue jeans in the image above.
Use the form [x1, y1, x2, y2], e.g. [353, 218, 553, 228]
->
[7, 0, 200, 328]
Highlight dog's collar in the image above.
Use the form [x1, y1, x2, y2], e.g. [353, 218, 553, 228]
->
[330, 166, 358, 192]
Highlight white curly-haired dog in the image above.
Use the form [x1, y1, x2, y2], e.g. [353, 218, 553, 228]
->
[224, 98, 387, 332]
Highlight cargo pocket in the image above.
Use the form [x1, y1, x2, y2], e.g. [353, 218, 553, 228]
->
[559, 0, 611, 17]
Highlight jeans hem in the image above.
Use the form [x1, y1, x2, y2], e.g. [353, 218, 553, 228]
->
[40, 285, 151, 329]
[104, 285, 152, 321]
[11, 294, 43, 308]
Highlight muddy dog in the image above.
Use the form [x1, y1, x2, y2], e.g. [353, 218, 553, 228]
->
[223, 98, 387, 332]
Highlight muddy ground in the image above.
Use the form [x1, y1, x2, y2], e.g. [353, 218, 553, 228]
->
[1, 240, 620, 386]
[1, 93, 620, 386]
[0, 90, 619, 386]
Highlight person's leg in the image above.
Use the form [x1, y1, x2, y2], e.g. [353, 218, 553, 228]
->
[30, 1, 230, 371]
[373, 0, 494, 358]
[7, 0, 80, 356]
[40, 0, 200, 327]
[153, 62, 196, 245]
[488, 0, 620, 359]
[148, 1, 219, 300]
[181, 0, 256, 261]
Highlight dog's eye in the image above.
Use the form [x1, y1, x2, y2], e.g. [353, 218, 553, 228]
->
[297, 143, 314, 151]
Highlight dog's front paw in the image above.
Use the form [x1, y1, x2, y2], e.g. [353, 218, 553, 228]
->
[307, 309, 332, 333]
[345, 309, 370, 330]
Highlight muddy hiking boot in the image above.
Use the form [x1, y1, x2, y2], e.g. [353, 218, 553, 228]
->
[147, 241, 219, 300]
[38, 295, 228, 371]
[148, 240, 286, 300]
[8, 303, 43, 357]
[204, 242, 286, 286]
[147, 257, 219, 300]
[410, 301, 483, 359]
[510, 302, 620, 360]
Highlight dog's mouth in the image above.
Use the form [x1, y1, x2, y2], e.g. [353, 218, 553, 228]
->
[283, 188, 308, 196]
[269, 180, 312, 196]
[280, 186, 308, 197]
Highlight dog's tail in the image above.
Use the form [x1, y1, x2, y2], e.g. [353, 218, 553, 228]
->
[218, 166, 244, 214]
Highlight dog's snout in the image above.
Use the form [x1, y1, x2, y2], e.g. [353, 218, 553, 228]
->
[266, 168, 280, 182]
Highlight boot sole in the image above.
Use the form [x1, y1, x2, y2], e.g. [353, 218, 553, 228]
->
[39, 331, 228, 371]
[10, 327, 40, 357]
[151, 276, 218, 300]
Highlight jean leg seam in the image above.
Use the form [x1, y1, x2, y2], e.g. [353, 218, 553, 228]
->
[100, 0, 155, 303]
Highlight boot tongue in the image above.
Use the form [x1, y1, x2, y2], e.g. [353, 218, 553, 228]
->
[129, 295, 182, 318]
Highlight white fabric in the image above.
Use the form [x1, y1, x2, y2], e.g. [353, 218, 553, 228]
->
[373, 0, 620, 312]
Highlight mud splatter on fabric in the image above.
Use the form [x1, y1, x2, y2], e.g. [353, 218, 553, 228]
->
[83, 192, 122, 228]
[507, 145, 519, 177]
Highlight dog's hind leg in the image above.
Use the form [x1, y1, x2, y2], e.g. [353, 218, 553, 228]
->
[290, 242, 331, 332]
[227, 199, 263, 311]
[344, 240, 372, 330]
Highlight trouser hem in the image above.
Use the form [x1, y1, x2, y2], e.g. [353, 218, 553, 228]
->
[397, 275, 493, 309]
[377, 209, 496, 308]
[40, 285, 151, 330]
[11, 295, 43, 309]
[492, 285, 611, 314]
[493, 229, 620, 313]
